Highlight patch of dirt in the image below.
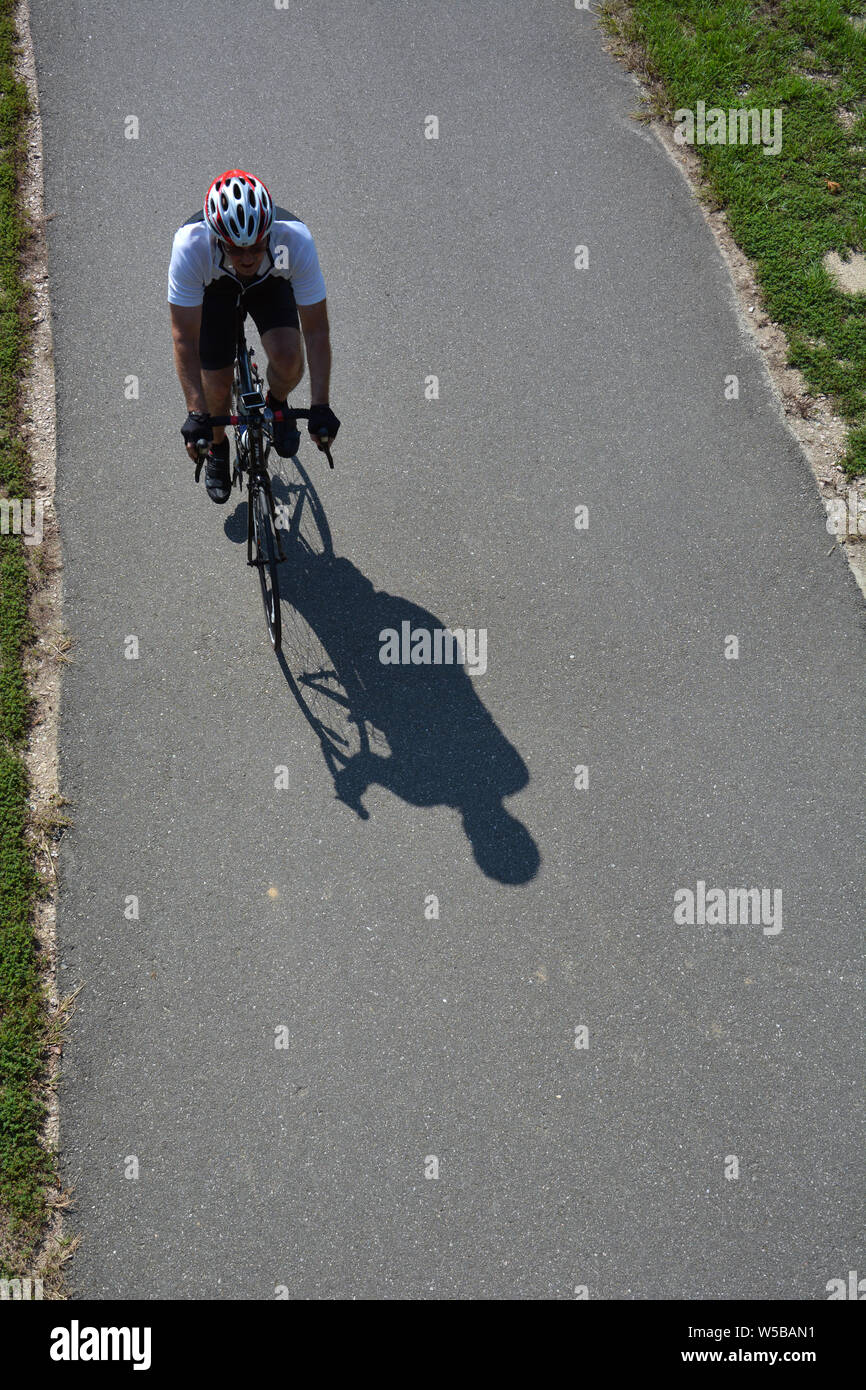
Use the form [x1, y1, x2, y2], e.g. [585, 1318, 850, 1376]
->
[13, 0, 75, 1297]
[823, 248, 866, 295]
[796, 66, 842, 89]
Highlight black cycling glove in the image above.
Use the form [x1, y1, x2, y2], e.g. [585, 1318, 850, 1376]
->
[308, 404, 340, 446]
[181, 411, 212, 448]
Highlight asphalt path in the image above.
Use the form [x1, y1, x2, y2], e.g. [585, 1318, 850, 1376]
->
[30, 0, 865, 1298]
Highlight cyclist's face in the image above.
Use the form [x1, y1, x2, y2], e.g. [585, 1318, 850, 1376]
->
[224, 239, 266, 275]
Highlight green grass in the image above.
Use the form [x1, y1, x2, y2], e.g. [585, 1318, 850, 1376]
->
[0, 0, 56, 1281]
[600, 0, 866, 475]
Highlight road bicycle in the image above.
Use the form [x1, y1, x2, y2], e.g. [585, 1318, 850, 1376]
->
[195, 303, 333, 651]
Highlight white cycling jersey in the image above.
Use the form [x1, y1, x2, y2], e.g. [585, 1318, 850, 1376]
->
[167, 207, 327, 308]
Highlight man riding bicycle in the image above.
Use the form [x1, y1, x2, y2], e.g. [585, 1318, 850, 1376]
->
[168, 169, 340, 502]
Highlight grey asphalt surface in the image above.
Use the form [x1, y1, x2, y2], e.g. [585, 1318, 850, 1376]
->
[31, 0, 864, 1299]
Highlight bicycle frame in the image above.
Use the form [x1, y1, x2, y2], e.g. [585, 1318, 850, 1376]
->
[232, 310, 288, 563]
[193, 300, 333, 650]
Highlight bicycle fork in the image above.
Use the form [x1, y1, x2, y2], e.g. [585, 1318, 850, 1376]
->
[246, 468, 288, 566]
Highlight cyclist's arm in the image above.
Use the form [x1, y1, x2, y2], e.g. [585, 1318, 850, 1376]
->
[170, 303, 207, 414]
[297, 298, 331, 406]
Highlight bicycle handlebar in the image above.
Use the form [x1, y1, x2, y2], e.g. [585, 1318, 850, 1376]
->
[193, 408, 335, 469]
[207, 410, 313, 425]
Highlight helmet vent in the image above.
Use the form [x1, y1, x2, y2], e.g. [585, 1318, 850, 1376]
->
[204, 170, 274, 247]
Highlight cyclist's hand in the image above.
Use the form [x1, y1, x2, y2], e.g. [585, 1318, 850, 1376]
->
[308, 404, 340, 450]
[181, 410, 212, 461]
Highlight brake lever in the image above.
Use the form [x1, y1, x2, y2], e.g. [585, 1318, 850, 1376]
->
[318, 431, 334, 469]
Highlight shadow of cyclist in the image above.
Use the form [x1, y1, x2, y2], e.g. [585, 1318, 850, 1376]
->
[275, 552, 540, 886]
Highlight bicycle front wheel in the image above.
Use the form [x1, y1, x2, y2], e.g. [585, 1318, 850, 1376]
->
[251, 483, 282, 651]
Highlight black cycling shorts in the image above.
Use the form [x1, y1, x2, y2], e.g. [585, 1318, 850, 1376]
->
[199, 275, 299, 371]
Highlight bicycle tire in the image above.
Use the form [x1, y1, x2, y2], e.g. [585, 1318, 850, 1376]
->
[251, 481, 282, 651]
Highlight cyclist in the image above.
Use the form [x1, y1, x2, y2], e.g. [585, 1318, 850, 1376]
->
[168, 169, 340, 502]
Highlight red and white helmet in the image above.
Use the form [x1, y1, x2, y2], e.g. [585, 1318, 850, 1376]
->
[204, 170, 274, 247]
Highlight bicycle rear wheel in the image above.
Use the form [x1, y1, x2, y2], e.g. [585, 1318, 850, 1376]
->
[251, 482, 282, 651]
